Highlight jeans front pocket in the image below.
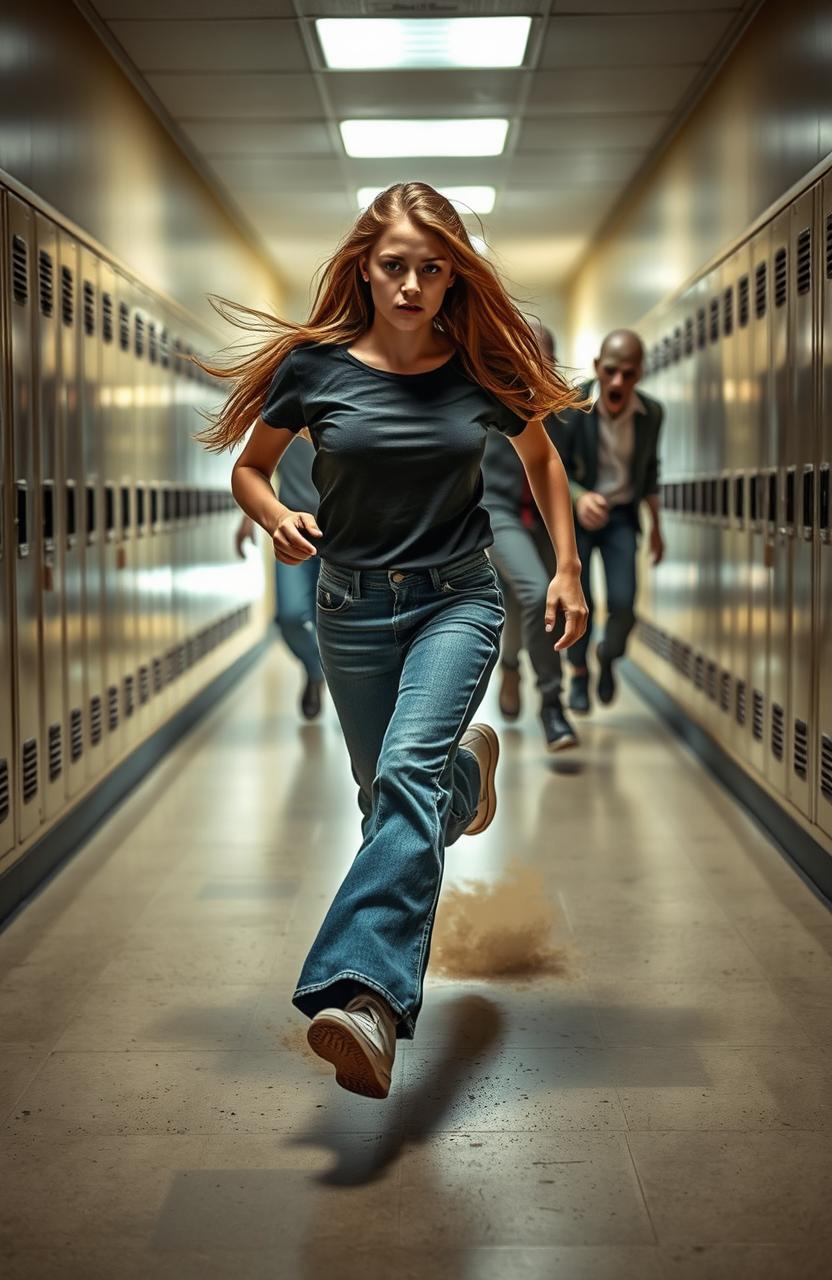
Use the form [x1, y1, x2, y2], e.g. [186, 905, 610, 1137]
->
[316, 576, 353, 614]
[440, 562, 499, 595]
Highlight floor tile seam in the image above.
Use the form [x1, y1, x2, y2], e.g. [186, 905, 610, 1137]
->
[621, 1131, 660, 1246]
[0, 1051, 55, 1127]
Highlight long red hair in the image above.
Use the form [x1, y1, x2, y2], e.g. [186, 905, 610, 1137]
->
[196, 182, 580, 452]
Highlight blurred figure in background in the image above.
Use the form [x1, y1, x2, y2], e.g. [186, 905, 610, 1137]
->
[482, 321, 580, 751]
[235, 433, 325, 719]
[551, 329, 664, 712]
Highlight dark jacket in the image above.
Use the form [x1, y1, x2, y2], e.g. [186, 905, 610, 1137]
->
[549, 381, 663, 519]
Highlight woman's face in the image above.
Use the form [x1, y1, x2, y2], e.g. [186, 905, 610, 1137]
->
[360, 217, 456, 331]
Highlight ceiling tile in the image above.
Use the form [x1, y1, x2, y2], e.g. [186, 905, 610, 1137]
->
[551, 1, 742, 12]
[540, 12, 737, 68]
[517, 114, 668, 152]
[509, 149, 646, 186]
[97, 2, 297, 16]
[146, 72, 322, 119]
[182, 120, 334, 156]
[206, 155, 344, 191]
[527, 65, 701, 114]
[326, 70, 524, 119]
[107, 19, 308, 72]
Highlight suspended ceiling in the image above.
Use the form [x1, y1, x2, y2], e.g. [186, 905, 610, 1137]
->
[83, 1, 760, 305]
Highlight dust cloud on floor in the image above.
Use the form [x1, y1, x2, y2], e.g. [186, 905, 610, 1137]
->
[430, 859, 569, 979]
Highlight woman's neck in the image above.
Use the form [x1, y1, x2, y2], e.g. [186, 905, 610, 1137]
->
[348, 318, 454, 374]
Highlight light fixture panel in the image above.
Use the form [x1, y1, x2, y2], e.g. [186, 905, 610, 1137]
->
[316, 18, 532, 70]
[340, 119, 509, 158]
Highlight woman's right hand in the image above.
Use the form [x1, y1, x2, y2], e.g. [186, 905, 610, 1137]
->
[272, 510, 322, 565]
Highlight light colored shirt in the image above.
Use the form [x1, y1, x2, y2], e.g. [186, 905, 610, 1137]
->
[592, 381, 646, 508]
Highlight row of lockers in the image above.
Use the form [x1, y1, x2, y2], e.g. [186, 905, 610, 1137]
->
[635, 169, 832, 849]
[1, 183, 263, 869]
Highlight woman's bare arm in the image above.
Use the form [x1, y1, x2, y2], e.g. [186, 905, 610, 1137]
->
[231, 420, 321, 564]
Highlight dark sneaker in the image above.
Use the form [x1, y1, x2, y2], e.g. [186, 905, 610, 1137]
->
[300, 678, 324, 720]
[541, 701, 579, 752]
[498, 664, 521, 720]
[597, 649, 617, 705]
[307, 993, 396, 1099]
[568, 673, 591, 715]
[460, 723, 500, 835]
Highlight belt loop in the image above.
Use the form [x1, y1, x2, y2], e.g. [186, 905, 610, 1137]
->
[351, 568, 362, 600]
[428, 565, 442, 589]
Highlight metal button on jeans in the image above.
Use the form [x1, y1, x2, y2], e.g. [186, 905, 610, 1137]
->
[391, 571, 406, 583]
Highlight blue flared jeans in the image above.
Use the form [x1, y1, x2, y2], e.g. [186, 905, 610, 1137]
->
[292, 550, 504, 1038]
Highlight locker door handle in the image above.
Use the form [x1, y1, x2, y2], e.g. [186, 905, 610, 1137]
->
[105, 485, 115, 541]
[801, 466, 814, 541]
[42, 480, 55, 552]
[86, 483, 98, 546]
[783, 468, 796, 538]
[15, 480, 29, 557]
[66, 480, 77, 547]
[820, 464, 830, 542]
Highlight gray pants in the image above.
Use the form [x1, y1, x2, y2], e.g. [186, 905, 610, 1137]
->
[488, 512, 563, 706]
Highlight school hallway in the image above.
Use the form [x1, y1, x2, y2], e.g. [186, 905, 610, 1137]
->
[1, 640, 830, 1280]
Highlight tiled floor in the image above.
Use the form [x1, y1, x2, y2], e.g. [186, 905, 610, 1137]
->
[1, 643, 831, 1279]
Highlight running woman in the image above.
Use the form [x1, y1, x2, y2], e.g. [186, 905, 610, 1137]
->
[199, 183, 587, 1099]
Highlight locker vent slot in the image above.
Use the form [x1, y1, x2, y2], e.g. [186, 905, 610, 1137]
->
[723, 286, 733, 336]
[706, 661, 718, 702]
[102, 291, 113, 342]
[11, 234, 28, 304]
[119, 302, 129, 350]
[39, 250, 54, 316]
[83, 280, 95, 335]
[108, 685, 119, 732]
[48, 724, 62, 781]
[61, 265, 74, 325]
[124, 674, 135, 718]
[774, 248, 787, 307]
[738, 274, 749, 327]
[134, 313, 145, 358]
[771, 703, 785, 760]
[796, 228, 811, 296]
[22, 739, 38, 804]
[720, 671, 731, 712]
[672, 327, 681, 362]
[662, 335, 672, 368]
[694, 655, 705, 691]
[90, 695, 102, 746]
[793, 719, 808, 780]
[139, 666, 150, 705]
[153, 657, 163, 693]
[70, 708, 83, 761]
[0, 760, 8, 824]
[696, 307, 706, 349]
[160, 327, 169, 368]
[149, 322, 158, 363]
[683, 316, 693, 356]
[167, 648, 178, 683]
[821, 735, 832, 802]
[826, 212, 832, 279]
[752, 691, 764, 741]
[754, 262, 766, 317]
[736, 680, 747, 726]
[708, 298, 719, 343]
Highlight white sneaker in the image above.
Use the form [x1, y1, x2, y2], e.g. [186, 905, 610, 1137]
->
[307, 993, 397, 1099]
[459, 722, 499, 835]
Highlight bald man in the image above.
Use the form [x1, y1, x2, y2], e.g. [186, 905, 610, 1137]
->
[549, 330, 664, 712]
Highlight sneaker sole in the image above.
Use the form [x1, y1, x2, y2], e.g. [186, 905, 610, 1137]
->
[464, 724, 500, 835]
[307, 1015, 391, 1100]
[546, 734, 579, 753]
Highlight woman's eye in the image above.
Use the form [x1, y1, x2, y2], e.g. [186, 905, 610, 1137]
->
[382, 261, 401, 272]
[423, 264, 440, 275]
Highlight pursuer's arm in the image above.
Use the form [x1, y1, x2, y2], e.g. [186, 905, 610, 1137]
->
[510, 419, 581, 574]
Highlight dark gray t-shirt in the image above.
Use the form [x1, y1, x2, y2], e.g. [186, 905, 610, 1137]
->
[276, 436, 317, 514]
[261, 343, 527, 569]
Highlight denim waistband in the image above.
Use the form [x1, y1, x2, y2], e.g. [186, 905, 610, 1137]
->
[318, 548, 490, 596]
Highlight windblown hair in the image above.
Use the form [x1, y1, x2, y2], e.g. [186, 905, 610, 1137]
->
[196, 182, 581, 452]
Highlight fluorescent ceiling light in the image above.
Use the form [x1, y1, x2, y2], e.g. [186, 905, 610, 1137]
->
[316, 18, 532, 70]
[340, 119, 509, 158]
[357, 186, 495, 214]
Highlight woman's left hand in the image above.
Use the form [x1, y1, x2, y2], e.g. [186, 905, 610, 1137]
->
[545, 571, 588, 652]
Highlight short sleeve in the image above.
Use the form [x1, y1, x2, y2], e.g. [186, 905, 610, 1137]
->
[261, 350, 305, 432]
[488, 395, 527, 439]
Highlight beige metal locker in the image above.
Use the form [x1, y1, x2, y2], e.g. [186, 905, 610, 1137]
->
[79, 246, 105, 777]
[33, 211, 67, 819]
[97, 257, 122, 763]
[0, 192, 17, 859]
[817, 177, 832, 841]
[8, 194, 43, 843]
[766, 211, 791, 797]
[785, 187, 819, 819]
[747, 227, 771, 777]
[58, 229, 86, 798]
